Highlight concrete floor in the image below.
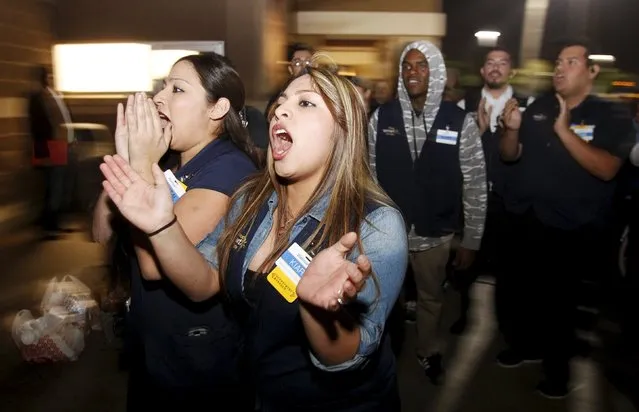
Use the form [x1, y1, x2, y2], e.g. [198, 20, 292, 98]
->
[0, 218, 636, 412]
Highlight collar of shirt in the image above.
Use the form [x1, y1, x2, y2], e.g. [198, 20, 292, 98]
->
[481, 85, 513, 132]
[265, 190, 330, 223]
[175, 136, 236, 183]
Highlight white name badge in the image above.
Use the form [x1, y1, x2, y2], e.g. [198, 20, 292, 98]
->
[164, 170, 187, 203]
[570, 124, 595, 142]
[267, 242, 313, 303]
[435, 129, 458, 145]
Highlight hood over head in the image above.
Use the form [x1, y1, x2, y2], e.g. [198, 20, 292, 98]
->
[397, 40, 447, 134]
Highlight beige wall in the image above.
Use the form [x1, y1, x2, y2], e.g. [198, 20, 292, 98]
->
[0, 0, 55, 231]
[294, 0, 441, 12]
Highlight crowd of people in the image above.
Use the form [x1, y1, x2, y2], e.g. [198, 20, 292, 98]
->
[81, 39, 639, 411]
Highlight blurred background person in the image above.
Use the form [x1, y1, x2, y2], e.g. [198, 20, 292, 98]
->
[370, 79, 394, 113]
[347, 75, 374, 115]
[444, 67, 464, 104]
[28, 66, 74, 236]
[264, 42, 315, 117]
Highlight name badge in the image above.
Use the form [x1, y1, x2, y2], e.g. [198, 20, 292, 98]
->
[382, 126, 400, 136]
[267, 242, 313, 303]
[570, 124, 595, 142]
[435, 129, 458, 145]
[164, 170, 187, 202]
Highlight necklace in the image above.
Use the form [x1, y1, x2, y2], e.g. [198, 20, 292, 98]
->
[277, 207, 295, 239]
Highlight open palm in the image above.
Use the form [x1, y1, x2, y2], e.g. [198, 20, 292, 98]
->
[114, 99, 130, 162]
[100, 155, 174, 234]
[297, 233, 371, 311]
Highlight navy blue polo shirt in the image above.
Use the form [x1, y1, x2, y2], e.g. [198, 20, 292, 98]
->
[128, 135, 256, 387]
[503, 94, 635, 230]
[174, 135, 256, 193]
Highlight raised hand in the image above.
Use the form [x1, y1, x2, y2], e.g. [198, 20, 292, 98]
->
[501, 98, 522, 131]
[477, 98, 492, 135]
[114, 97, 131, 162]
[297, 232, 372, 312]
[100, 154, 175, 235]
[554, 93, 570, 134]
[126, 93, 172, 168]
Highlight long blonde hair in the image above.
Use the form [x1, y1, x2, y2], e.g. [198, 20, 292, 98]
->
[216, 65, 394, 290]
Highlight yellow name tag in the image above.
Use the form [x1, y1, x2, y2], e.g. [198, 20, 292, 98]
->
[267, 267, 299, 303]
[266, 243, 312, 303]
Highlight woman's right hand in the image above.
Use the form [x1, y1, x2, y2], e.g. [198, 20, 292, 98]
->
[99, 154, 175, 235]
[126, 93, 170, 168]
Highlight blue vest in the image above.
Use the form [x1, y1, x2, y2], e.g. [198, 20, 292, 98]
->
[376, 99, 466, 237]
[226, 203, 400, 412]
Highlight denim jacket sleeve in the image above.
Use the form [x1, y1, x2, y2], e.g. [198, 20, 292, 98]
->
[196, 195, 246, 269]
[310, 205, 408, 371]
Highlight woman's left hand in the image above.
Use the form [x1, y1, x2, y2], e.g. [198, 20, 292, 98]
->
[126, 92, 172, 169]
[296, 232, 371, 312]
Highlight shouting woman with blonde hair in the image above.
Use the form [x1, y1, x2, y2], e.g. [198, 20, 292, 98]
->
[99, 63, 408, 411]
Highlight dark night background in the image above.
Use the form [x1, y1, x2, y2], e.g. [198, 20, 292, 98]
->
[442, 0, 639, 73]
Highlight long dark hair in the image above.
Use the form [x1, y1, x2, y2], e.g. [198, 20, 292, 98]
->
[176, 53, 262, 167]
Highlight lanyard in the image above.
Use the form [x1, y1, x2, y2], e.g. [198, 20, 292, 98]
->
[410, 110, 428, 160]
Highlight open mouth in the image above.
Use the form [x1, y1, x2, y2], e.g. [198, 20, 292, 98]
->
[270, 124, 293, 161]
[158, 111, 170, 128]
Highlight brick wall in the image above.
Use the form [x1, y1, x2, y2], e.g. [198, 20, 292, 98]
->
[0, 0, 55, 232]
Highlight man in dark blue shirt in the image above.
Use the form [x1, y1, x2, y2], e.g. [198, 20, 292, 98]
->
[497, 42, 635, 399]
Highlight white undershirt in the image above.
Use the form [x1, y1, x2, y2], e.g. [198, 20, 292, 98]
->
[480, 86, 513, 133]
[47, 87, 74, 143]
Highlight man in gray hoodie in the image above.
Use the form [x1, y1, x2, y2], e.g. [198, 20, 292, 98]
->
[369, 40, 487, 383]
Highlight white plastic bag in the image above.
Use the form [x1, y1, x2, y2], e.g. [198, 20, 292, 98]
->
[11, 310, 84, 362]
[40, 275, 100, 332]
[41, 275, 92, 312]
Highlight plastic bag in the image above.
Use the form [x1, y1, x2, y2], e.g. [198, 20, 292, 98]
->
[11, 310, 84, 363]
[41, 275, 100, 332]
[41, 275, 91, 312]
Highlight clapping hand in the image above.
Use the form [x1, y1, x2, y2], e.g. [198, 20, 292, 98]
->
[477, 98, 492, 135]
[297, 233, 372, 312]
[114, 98, 130, 162]
[554, 93, 571, 134]
[99, 154, 175, 235]
[124, 93, 172, 170]
[500, 98, 522, 131]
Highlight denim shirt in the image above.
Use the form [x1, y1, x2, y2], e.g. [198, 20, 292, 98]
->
[197, 191, 408, 371]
